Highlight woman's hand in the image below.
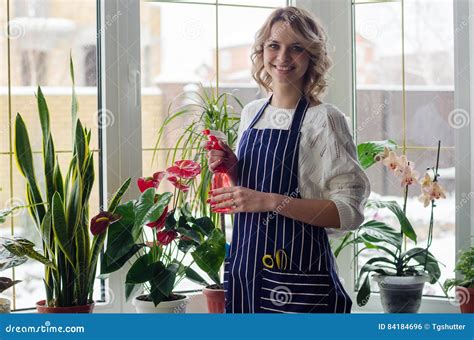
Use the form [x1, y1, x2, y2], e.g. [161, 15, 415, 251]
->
[209, 186, 278, 213]
[207, 141, 238, 182]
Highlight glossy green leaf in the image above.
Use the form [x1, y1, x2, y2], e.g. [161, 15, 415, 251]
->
[51, 192, 74, 265]
[357, 140, 397, 170]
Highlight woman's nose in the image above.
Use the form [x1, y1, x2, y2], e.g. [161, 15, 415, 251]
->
[277, 47, 291, 62]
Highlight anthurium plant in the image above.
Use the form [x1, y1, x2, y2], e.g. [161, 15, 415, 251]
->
[153, 85, 242, 231]
[335, 140, 444, 306]
[101, 159, 226, 307]
[0, 57, 130, 308]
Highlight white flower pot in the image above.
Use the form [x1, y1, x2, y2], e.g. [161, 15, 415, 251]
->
[0, 297, 11, 313]
[132, 295, 189, 313]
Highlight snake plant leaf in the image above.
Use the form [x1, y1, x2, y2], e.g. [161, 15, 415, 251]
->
[74, 119, 86, 170]
[53, 159, 64, 200]
[75, 225, 88, 301]
[107, 178, 132, 213]
[44, 135, 56, 203]
[36, 86, 50, 141]
[357, 140, 397, 170]
[14, 114, 45, 223]
[40, 210, 53, 257]
[66, 174, 83, 236]
[81, 153, 95, 206]
[70, 53, 78, 137]
[51, 192, 74, 266]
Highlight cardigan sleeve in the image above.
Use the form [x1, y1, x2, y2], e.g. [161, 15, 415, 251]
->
[320, 106, 371, 233]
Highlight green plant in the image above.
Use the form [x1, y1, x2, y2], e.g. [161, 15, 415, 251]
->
[0, 208, 26, 294]
[101, 159, 225, 307]
[153, 85, 242, 231]
[0, 57, 130, 308]
[334, 140, 444, 306]
[444, 246, 474, 291]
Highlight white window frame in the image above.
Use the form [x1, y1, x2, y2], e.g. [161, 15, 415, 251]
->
[295, 0, 472, 313]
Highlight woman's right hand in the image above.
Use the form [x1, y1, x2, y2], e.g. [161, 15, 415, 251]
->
[207, 141, 238, 182]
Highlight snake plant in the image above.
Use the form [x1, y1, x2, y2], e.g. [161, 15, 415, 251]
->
[1, 56, 130, 308]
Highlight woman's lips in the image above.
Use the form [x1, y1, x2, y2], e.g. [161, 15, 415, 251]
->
[272, 64, 295, 74]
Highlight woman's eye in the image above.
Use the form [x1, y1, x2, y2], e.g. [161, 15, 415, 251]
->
[267, 43, 278, 49]
[292, 46, 304, 53]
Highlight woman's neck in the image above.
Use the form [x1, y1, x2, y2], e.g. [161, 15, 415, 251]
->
[270, 83, 320, 108]
[270, 84, 302, 108]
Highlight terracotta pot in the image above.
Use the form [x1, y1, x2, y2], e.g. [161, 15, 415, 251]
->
[203, 286, 225, 313]
[36, 300, 95, 314]
[373, 274, 429, 313]
[132, 294, 189, 313]
[457, 287, 474, 313]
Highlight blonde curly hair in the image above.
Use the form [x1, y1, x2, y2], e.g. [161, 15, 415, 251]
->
[251, 6, 332, 102]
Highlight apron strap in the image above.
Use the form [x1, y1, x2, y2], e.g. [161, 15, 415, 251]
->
[289, 96, 310, 133]
[247, 95, 272, 129]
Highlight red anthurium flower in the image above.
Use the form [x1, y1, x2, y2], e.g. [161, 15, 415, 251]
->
[137, 177, 154, 193]
[157, 230, 178, 246]
[146, 206, 168, 229]
[166, 160, 201, 179]
[90, 211, 121, 236]
[152, 171, 166, 188]
[167, 175, 190, 192]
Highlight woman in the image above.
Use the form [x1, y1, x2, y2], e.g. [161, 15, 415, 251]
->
[207, 6, 370, 313]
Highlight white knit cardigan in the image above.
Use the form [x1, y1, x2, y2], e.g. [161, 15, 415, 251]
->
[235, 98, 371, 236]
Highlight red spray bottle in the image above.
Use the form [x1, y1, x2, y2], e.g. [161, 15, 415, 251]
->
[203, 129, 232, 213]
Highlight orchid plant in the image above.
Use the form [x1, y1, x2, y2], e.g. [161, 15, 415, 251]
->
[335, 140, 446, 306]
[101, 159, 226, 306]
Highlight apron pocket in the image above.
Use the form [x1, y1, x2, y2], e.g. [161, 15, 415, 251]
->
[259, 267, 333, 313]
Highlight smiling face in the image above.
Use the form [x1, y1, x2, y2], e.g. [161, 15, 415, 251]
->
[262, 20, 310, 91]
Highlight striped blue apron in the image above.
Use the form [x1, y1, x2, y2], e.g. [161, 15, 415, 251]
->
[224, 96, 352, 313]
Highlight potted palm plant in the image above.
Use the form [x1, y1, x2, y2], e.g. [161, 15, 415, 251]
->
[152, 85, 241, 311]
[334, 140, 444, 313]
[101, 160, 225, 313]
[444, 246, 474, 313]
[0, 57, 130, 313]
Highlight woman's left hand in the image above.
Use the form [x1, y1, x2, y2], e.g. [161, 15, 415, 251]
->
[209, 186, 276, 213]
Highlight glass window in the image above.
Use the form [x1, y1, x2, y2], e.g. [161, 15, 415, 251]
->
[1, 0, 100, 310]
[353, 0, 455, 297]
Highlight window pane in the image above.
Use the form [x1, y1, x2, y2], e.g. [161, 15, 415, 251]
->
[140, 1, 216, 150]
[8, 0, 98, 151]
[0, 0, 7, 152]
[404, 0, 455, 147]
[354, 1, 403, 145]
